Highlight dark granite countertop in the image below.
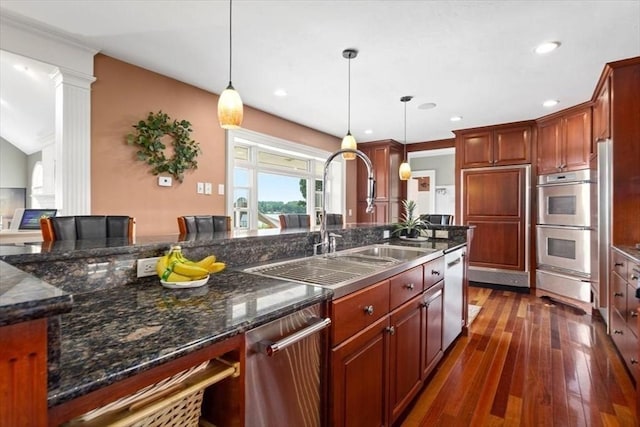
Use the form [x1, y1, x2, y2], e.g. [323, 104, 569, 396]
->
[48, 270, 332, 407]
[0, 260, 72, 326]
[613, 245, 640, 264]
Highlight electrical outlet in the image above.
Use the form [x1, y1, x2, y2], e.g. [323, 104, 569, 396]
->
[137, 257, 161, 277]
[383, 230, 390, 239]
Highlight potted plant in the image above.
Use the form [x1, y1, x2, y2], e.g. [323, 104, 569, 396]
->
[392, 199, 427, 238]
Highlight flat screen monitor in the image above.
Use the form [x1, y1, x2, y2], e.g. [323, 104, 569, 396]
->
[18, 209, 57, 230]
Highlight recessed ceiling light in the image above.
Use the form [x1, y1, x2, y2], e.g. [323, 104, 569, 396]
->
[274, 89, 287, 97]
[364, 129, 373, 135]
[450, 116, 463, 122]
[543, 99, 559, 107]
[418, 102, 436, 110]
[535, 41, 561, 55]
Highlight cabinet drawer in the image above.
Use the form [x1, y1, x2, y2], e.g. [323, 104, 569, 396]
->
[390, 266, 423, 310]
[611, 310, 638, 383]
[611, 271, 627, 318]
[627, 283, 640, 337]
[331, 280, 390, 346]
[612, 251, 628, 278]
[423, 257, 444, 290]
[629, 263, 639, 287]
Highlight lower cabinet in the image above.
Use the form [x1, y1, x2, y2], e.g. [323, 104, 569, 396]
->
[329, 252, 460, 426]
[609, 248, 640, 382]
[422, 281, 444, 379]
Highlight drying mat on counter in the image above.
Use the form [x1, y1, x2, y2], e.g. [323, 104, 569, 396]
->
[468, 305, 482, 326]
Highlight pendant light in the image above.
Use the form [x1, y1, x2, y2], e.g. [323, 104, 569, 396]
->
[399, 95, 413, 180]
[341, 49, 358, 160]
[218, 0, 243, 129]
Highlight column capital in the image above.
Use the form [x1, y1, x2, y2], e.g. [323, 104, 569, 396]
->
[51, 67, 96, 89]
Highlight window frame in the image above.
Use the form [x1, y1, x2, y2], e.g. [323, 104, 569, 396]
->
[225, 128, 344, 230]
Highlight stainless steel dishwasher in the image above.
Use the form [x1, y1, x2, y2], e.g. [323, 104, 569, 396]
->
[443, 247, 466, 350]
[245, 303, 331, 427]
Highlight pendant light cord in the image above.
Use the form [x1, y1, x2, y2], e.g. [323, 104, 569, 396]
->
[347, 55, 351, 134]
[228, 0, 233, 85]
[404, 100, 407, 160]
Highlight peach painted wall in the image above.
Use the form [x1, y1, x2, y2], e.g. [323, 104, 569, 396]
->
[91, 54, 355, 236]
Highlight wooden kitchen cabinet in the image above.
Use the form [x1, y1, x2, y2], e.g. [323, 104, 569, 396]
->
[421, 281, 444, 379]
[357, 140, 404, 224]
[609, 248, 640, 382]
[592, 73, 611, 145]
[536, 104, 592, 175]
[0, 318, 48, 427]
[331, 315, 390, 427]
[388, 294, 425, 424]
[455, 122, 533, 168]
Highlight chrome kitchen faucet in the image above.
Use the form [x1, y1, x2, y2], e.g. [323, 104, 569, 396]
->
[316, 148, 375, 255]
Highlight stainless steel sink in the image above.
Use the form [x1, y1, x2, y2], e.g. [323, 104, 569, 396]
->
[244, 244, 439, 289]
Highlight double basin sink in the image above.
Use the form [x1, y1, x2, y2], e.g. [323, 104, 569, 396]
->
[245, 244, 441, 297]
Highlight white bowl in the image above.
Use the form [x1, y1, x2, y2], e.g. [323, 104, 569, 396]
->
[160, 275, 209, 289]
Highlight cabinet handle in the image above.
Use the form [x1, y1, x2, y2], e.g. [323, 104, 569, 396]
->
[386, 326, 395, 335]
[631, 311, 638, 318]
[405, 283, 415, 290]
[613, 330, 624, 335]
[631, 275, 638, 281]
[363, 305, 374, 316]
[614, 292, 624, 297]
[614, 262, 624, 267]
[632, 359, 639, 365]
[431, 270, 441, 276]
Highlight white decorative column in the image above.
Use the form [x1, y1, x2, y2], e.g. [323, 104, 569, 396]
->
[51, 67, 96, 215]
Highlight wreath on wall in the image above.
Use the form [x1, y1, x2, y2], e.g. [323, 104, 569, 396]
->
[126, 111, 201, 183]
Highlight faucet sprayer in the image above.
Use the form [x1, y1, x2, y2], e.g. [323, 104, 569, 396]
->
[317, 148, 375, 255]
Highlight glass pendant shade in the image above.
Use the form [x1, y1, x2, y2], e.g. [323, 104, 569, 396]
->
[218, 83, 243, 129]
[341, 132, 357, 160]
[399, 160, 411, 180]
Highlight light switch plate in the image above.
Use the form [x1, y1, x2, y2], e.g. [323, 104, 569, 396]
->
[218, 184, 225, 195]
[137, 257, 161, 277]
[158, 176, 172, 187]
[197, 182, 204, 194]
[204, 182, 212, 195]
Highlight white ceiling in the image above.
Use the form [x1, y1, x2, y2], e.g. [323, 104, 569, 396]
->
[1, 1, 639, 155]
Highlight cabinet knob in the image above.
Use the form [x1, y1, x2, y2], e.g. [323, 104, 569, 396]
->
[431, 270, 441, 276]
[405, 283, 415, 290]
[614, 292, 624, 297]
[613, 329, 624, 335]
[631, 311, 638, 318]
[363, 305, 374, 316]
[386, 326, 395, 336]
[614, 262, 624, 267]
[631, 275, 638, 281]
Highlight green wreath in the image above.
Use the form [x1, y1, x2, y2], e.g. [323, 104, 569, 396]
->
[126, 111, 201, 183]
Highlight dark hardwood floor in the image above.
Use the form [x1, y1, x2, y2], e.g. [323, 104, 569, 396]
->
[402, 286, 638, 426]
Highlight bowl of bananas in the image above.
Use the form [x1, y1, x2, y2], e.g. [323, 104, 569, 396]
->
[156, 245, 225, 289]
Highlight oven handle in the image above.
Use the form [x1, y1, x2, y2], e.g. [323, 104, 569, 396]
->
[537, 224, 592, 231]
[538, 268, 591, 282]
[258, 317, 331, 357]
[537, 180, 593, 187]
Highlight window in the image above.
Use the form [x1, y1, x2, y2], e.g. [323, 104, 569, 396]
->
[226, 129, 343, 230]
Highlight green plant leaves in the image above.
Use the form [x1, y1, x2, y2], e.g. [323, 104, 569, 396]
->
[126, 111, 201, 183]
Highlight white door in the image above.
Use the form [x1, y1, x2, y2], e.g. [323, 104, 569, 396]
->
[406, 170, 436, 216]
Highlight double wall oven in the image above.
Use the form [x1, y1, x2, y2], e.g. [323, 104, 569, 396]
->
[536, 169, 595, 311]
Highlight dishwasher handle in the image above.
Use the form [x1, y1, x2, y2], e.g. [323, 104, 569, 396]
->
[258, 317, 331, 357]
[447, 257, 461, 268]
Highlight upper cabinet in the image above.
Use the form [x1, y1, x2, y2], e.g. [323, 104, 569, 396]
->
[357, 140, 404, 224]
[455, 122, 533, 169]
[592, 74, 611, 145]
[536, 104, 592, 175]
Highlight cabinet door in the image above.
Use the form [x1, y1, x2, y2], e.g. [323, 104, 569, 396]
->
[422, 282, 443, 379]
[494, 125, 531, 165]
[593, 76, 611, 144]
[0, 319, 48, 427]
[388, 296, 424, 424]
[331, 316, 390, 427]
[371, 146, 390, 201]
[611, 271, 627, 322]
[562, 107, 591, 172]
[537, 119, 562, 174]
[459, 131, 493, 168]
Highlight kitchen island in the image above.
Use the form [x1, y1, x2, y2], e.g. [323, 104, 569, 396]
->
[0, 223, 471, 426]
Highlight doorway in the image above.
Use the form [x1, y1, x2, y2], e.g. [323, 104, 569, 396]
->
[407, 170, 436, 216]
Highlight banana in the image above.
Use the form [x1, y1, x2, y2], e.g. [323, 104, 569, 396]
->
[205, 262, 226, 274]
[156, 246, 224, 282]
[171, 260, 210, 278]
[190, 255, 217, 268]
[156, 255, 196, 282]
